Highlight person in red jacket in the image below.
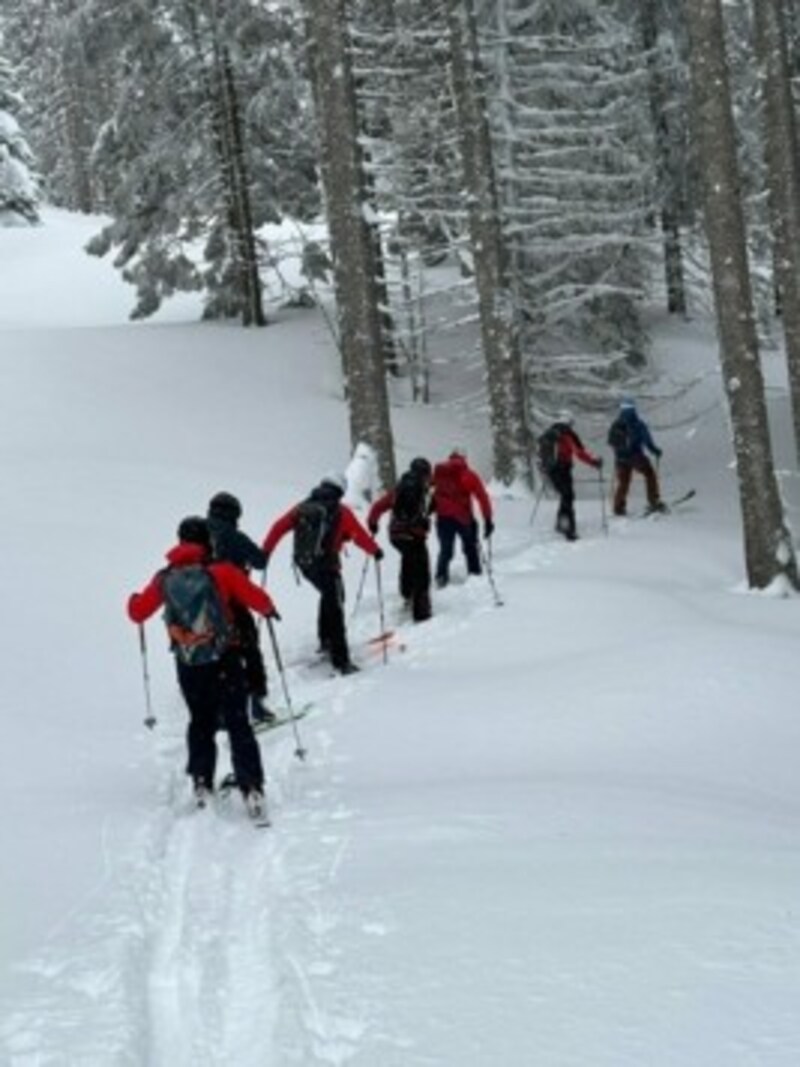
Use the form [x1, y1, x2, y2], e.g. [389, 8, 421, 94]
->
[263, 474, 383, 675]
[127, 516, 279, 811]
[538, 412, 602, 541]
[431, 448, 494, 587]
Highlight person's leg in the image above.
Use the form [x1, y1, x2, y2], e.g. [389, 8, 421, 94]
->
[613, 463, 632, 516]
[550, 465, 575, 538]
[635, 455, 663, 509]
[409, 540, 432, 621]
[217, 652, 264, 794]
[460, 520, 482, 575]
[318, 570, 352, 670]
[177, 660, 220, 789]
[435, 517, 457, 586]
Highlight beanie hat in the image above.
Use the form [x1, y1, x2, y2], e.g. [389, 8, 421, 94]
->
[177, 515, 211, 548]
[208, 490, 242, 523]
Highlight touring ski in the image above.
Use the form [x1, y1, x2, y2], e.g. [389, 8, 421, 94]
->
[252, 702, 314, 734]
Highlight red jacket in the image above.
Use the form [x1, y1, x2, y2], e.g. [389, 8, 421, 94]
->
[127, 542, 277, 625]
[263, 501, 380, 566]
[367, 489, 395, 531]
[431, 455, 492, 526]
[556, 427, 600, 468]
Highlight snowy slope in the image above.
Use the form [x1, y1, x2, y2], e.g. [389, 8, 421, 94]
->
[1, 211, 800, 1066]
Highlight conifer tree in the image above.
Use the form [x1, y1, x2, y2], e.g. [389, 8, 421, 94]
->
[0, 53, 39, 224]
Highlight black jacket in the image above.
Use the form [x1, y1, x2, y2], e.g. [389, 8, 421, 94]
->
[208, 516, 267, 572]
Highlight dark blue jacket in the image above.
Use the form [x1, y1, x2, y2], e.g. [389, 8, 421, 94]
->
[608, 409, 660, 463]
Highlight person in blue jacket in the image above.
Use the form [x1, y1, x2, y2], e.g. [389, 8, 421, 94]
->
[607, 400, 665, 516]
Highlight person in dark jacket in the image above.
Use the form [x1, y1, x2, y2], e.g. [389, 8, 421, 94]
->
[368, 457, 433, 622]
[263, 474, 383, 675]
[540, 412, 602, 541]
[127, 516, 280, 811]
[607, 399, 665, 516]
[431, 449, 494, 587]
[207, 491, 274, 726]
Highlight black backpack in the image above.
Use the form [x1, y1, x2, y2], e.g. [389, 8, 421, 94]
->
[536, 426, 562, 473]
[293, 497, 336, 573]
[389, 471, 429, 542]
[161, 564, 231, 666]
[608, 417, 633, 454]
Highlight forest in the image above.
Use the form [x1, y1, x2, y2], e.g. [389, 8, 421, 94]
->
[2, 0, 800, 589]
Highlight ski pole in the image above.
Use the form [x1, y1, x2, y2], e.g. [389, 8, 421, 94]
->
[480, 538, 504, 607]
[138, 624, 157, 729]
[598, 465, 608, 537]
[529, 478, 546, 528]
[265, 617, 307, 761]
[374, 557, 389, 665]
[350, 554, 370, 621]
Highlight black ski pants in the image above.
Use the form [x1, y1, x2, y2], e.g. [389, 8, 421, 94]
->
[303, 565, 351, 670]
[176, 650, 264, 793]
[391, 534, 431, 621]
[548, 462, 576, 539]
[231, 601, 268, 698]
[435, 516, 481, 585]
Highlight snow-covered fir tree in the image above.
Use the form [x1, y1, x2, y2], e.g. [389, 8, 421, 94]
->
[0, 52, 39, 224]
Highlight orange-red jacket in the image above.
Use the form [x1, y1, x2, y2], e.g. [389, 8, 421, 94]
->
[263, 501, 380, 567]
[127, 542, 277, 625]
[556, 427, 600, 468]
[431, 455, 492, 526]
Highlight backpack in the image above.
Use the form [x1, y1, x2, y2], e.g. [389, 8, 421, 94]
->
[536, 426, 562, 472]
[161, 564, 231, 666]
[389, 472, 429, 542]
[293, 497, 336, 573]
[608, 417, 633, 455]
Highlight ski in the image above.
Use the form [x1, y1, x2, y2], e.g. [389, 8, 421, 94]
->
[640, 489, 696, 518]
[252, 702, 314, 734]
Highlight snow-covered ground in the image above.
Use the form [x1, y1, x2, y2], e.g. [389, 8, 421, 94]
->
[1, 210, 800, 1066]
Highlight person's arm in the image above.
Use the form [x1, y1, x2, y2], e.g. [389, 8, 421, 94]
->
[467, 471, 493, 523]
[341, 506, 382, 557]
[215, 563, 279, 617]
[262, 506, 297, 557]
[237, 530, 268, 571]
[127, 573, 164, 623]
[568, 430, 602, 469]
[641, 420, 661, 457]
[367, 490, 395, 533]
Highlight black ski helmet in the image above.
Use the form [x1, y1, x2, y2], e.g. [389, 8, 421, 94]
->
[409, 457, 432, 479]
[177, 515, 211, 547]
[208, 490, 242, 522]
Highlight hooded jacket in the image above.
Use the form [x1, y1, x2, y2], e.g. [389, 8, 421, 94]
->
[431, 454, 493, 526]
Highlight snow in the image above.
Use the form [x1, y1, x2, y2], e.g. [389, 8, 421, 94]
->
[1, 211, 800, 1066]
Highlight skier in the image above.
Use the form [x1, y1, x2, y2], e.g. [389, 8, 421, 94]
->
[206, 490, 275, 726]
[127, 516, 280, 815]
[262, 474, 383, 675]
[431, 448, 494, 587]
[368, 456, 433, 622]
[537, 412, 602, 541]
[607, 399, 665, 516]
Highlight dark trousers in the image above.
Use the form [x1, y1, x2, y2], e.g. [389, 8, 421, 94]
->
[391, 535, 432, 621]
[614, 456, 660, 515]
[549, 462, 576, 539]
[231, 602, 267, 698]
[304, 566, 351, 669]
[435, 517, 481, 585]
[176, 651, 264, 793]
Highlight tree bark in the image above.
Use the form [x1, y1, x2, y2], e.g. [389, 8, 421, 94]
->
[446, 0, 532, 487]
[753, 0, 800, 466]
[685, 0, 797, 589]
[304, 0, 396, 488]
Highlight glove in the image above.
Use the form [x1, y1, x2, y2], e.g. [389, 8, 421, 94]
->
[484, 518, 495, 539]
[654, 447, 663, 459]
[593, 456, 603, 470]
[374, 547, 385, 562]
[368, 520, 379, 536]
[267, 608, 281, 622]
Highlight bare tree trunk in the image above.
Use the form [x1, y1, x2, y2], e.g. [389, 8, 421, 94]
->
[685, 0, 797, 589]
[639, 0, 687, 315]
[304, 0, 396, 488]
[446, 0, 532, 488]
[753, 0, 800, 465]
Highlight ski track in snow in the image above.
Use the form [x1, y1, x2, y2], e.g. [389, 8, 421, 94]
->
[0, 526, 558, 1066]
